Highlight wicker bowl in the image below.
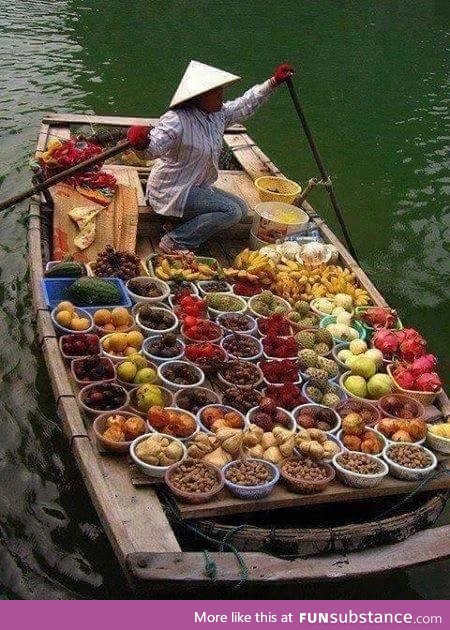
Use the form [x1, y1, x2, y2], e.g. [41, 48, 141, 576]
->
[93, 410, 148, 453]
[336, 398, 381, 427]
[337, 426, 387, 457]
[378, 393, 425, 421]
[216, 312, 257, 336]
[333, 452, 389, 488]
[70, 356, 116, 386]
[164, 459, 224, 504]
[197, 404, 247, 435]
[382, 443, 437, 481]
[426, 428, 450, 454]
[292, 403, 341, 435]
[78, 382, 129, 416]
[280, 456, 335, 494]
[59, 333, 101, 361]
[386, 365, 442, 405]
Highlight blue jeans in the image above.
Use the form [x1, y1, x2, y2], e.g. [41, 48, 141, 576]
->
[168, 186, 248, 249]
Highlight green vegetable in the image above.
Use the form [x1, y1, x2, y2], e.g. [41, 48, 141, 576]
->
[45, 261, 86, 278]
[66, 277, 121, 306]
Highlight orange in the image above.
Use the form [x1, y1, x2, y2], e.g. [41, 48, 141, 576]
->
[71, 317, 90, 331]
[55, 310, 73, 327]
[109, 332, 128, 353]
[111, 307, 130, 327]
[126, 330, 144, 349]
[56, 301, 75, 314]
[94, 309, 112, 326]
[123, 346, 138, 356]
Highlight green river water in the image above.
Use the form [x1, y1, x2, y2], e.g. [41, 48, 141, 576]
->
[0, 0, 448, 599]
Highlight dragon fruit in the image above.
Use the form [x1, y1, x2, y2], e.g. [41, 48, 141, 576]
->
[361, 307, 397, 329]
[372, 329, 399, 358]
[398, 336, 427, 362]
[415, 372, 442, 392]
[409, 354, 437, 378]
[392, 366, 416, 390]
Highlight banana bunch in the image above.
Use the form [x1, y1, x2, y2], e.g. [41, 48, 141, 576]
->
[223, 248, 275, 285]
[271, 263, 371, 306]
[155, 257, 217, 281]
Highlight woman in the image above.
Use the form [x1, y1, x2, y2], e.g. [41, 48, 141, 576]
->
[127, 60, 294, 252]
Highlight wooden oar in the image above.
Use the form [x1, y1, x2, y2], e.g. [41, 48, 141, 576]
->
[0, 139, 132, 212]
[286, 77, 359, 263]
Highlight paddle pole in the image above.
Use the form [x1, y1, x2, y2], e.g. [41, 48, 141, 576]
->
[286, 77, 359, 263]
[0, 139, 132, 213]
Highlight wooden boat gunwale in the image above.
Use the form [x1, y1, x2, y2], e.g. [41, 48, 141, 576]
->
[28, 113, 450, 590]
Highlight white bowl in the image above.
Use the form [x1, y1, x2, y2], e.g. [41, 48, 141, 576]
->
[382, 443, 437, 481]
[220, 334, 263, 362]
[337, 426, 386, 457]
[130, 433, 187, 477]
[332, 452, 389, 488]
[196, 404, 247, 435]
[247, 294, 290, 319]
[51, 306, 94, 335]
[147, 407, 199, 442]
[310, 298, 354, 318]
[216, 312, 257, 336]
[292, 403, 341, 435]
[206, 293, 248, 318]
[157, 360, 205, 392]
[197, 280, 233, 296]
[125, 277, 170, 304]
[100, 333, 143, 362]
[135, 306, 178, 336]
[426, 429, 450, 454]
[246, 406, 296, 433]
[142, 335, 185, 366]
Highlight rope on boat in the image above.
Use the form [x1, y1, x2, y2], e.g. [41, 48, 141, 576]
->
[374, 465, 450, 521]
[160, 491, 249, 587]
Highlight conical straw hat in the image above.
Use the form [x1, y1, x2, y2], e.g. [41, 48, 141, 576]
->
[169, 60, 240, 108]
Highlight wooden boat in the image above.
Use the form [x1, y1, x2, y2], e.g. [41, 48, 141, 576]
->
[28, 112, 450, 593]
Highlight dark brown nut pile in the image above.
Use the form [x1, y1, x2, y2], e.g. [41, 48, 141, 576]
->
[387, 444, 433, 469]
[147, 333, 182, 358]
[219, 313, 254, 332]
[222, 387, 263, 414]
[219, 360, 261, 386]
[167, 280, 194, 294]
[127, 278, 163, 298]
[169, 460, 220, 494]
[225, 460, 273, 486]
[176, 388, 219, 413]
[282, 457, 329, 481]
[336, 452, 382, 475]
[138, 305, 175, 330]
[223, 334, 260, 358]
[201, 281, 230, 293]
[161, 362, 200, 385]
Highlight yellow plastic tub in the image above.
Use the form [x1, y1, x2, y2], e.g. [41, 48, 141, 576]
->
[254, 176, 302, 204]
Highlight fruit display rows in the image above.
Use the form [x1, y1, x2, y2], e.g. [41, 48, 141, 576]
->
[50, 239, 447, 508]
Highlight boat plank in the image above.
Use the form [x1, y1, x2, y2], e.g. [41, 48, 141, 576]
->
[178, 460, 450, 519]
[72, 436, 181, 560]
[127, 523, 450, 584]
[225, 133, 281, 179]
[36, 123, 50, 152]
[42, 112, 245, 133]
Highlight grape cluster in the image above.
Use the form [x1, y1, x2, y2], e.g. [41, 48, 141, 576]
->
[92, 245, 141, 281]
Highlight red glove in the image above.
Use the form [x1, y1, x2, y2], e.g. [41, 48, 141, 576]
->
[127, 125, 150, 150]
[272, 63, 295, 86]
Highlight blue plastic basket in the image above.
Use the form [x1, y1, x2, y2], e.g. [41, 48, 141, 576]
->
[42, 278, 132, 312]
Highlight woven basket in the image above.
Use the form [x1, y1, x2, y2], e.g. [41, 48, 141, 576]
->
[387, 364, 441, 405]
[191, 492, 447, 556]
